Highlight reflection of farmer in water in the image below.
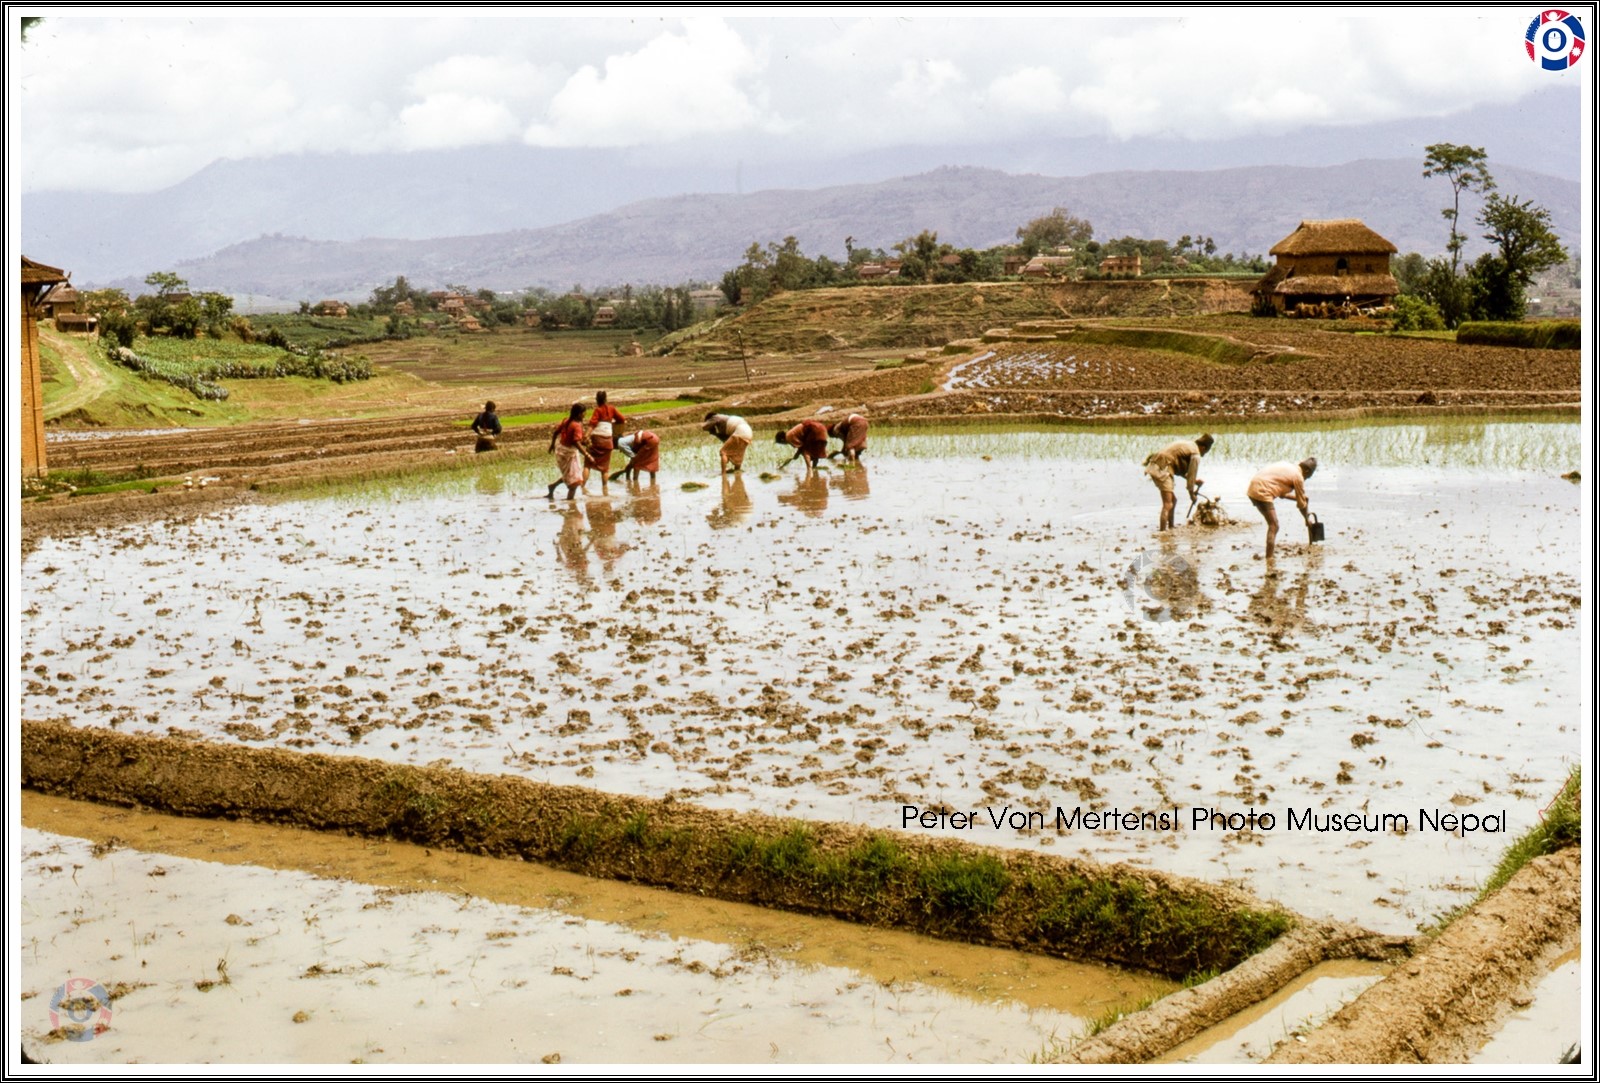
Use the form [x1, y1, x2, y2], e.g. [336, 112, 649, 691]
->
[830, 463, 871, 501]
[777, 472, 829, 518]
[1247, 457, 1316, 559]
[827, 414, 869, 464]
[623, 478, 662, 525]
[1247, 561, 1318, 633]
[707, 473, 754, 529]
[1143, 433, 1212, 532]
[585, 498, 630, 573]
[553, 503, 591, 579]
[1124, 539, 1206, 622]
[776, 419, 830, 471]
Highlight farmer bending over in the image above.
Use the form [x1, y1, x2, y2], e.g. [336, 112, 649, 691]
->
[1247, 457, 1317, 559]
[1143, 433, 1213, 531]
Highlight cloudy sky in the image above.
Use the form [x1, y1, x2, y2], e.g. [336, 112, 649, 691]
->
[11, 7, 1591, 193]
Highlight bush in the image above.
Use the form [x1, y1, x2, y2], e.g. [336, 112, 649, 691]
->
[1456, 320, 1581, 350]
[1390, 295, 1445, 332]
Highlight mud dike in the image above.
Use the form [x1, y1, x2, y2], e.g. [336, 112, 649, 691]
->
[23, 720, 1574, 1063]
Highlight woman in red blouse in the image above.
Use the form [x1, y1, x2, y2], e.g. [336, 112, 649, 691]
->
[546, 402, 589, 501]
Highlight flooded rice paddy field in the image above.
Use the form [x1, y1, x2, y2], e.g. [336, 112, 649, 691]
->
[20, 421, 1583, 940]
[21, 796, 1173, 1064]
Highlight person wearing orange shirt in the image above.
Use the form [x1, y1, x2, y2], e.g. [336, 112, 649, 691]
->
[1246, 457, 1316, 559]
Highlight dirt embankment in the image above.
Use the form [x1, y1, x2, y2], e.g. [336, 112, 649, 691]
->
[22, 720, 1301, 981]
[1264, 848, 1581, 1064]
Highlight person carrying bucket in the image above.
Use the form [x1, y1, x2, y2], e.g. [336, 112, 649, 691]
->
[470, 400, 502, 453]
[1143, 433, 1213, 531]
[1246, 457, 1317, 559]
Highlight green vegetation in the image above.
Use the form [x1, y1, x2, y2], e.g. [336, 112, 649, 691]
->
[1414, 145, 1568, 325]
[22, 464, 182, 500]
[542, 810, 1289, 976]
[1430, 767, 1580, 932]
[110, 337, 371, 400]
[1455, 320, 1580, 350]
[1032, 872, 1291, 977]
[1480, 768, 1580, 898]
[1067, 327, 1279, 365]
[249, 313, 393, 349]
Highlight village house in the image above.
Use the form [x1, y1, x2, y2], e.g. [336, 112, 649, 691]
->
[1253, 219, 1399, 314]
[21, 257, 68, 477]
[1022, 255, 1075, 279]
[689, 289, 725, 315]
[312, 299, 349, 317]
[592, 305, 618, 328]
[1098, 254, 1142, 277]
[42, 282, 79, 319]
[855, 260, 902, 280]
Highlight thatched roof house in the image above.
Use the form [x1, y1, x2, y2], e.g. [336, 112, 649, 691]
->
[1021, 255, 1075, 279]
[1254, 219, 1399, 314]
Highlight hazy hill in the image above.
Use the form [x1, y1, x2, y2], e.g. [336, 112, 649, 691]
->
[88, 159, 1579, 307]
[21, 85, 1582, 291]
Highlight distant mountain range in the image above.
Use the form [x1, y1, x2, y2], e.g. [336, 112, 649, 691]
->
[66, 159, 1578, 308]
[19, 87, 1582, 306]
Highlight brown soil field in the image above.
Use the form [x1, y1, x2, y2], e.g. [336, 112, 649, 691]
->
[34, 318, 1578, 497]
[19, 301, 1583, 1063]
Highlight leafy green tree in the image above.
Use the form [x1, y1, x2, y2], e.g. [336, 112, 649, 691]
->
[1016, 207, 1094, 258]
[1478, 194, 1568, 291]
[1418, 258, 1471, 328]
[1422, 144, 1494, 273]
[1390, 294, 1445, 332]
[144, 270, 189, 296]
[1392, 252, 1428, 295]
[1461, 194, 1568, 322]
[199, 292, 234, 338]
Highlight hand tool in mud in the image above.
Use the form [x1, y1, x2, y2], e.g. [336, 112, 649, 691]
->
[1185, 482, 1204, 524]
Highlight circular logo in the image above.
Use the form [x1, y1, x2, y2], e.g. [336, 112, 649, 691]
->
[49, 977, 113, 1042]
[1120, 551, 1200, 623]
[1526, 9, 1586, 70]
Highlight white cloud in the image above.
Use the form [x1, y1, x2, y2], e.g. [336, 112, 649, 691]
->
[398, 94, 523, 151]
[524, 18, 781, 147]
[986, 66, 1069, 116]
[10, 11, 1569, 193]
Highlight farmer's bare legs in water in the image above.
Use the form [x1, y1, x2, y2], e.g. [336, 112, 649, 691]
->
[1253, 499, 1280, 559]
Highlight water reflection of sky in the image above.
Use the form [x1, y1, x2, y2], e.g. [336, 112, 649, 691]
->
[20, 424, 1584, 934]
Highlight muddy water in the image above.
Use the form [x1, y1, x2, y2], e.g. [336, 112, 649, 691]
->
[18, 421, 1582, 936]
[1156, 960, 1388, 1063]
[1472, 948, 1584, 1065]
[19, 794, 1169, 1064]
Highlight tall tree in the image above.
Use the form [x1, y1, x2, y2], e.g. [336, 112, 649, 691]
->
[1015, 207, 1094, 258]
[1422, 144, 1495, 274]
[1468, 193, 1568, 321]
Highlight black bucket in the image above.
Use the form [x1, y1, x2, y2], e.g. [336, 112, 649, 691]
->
[1307, 512, 1325, 544]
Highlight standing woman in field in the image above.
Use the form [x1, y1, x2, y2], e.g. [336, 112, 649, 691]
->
[586, 391, 626, 494]
[546, 402, 589, 501]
